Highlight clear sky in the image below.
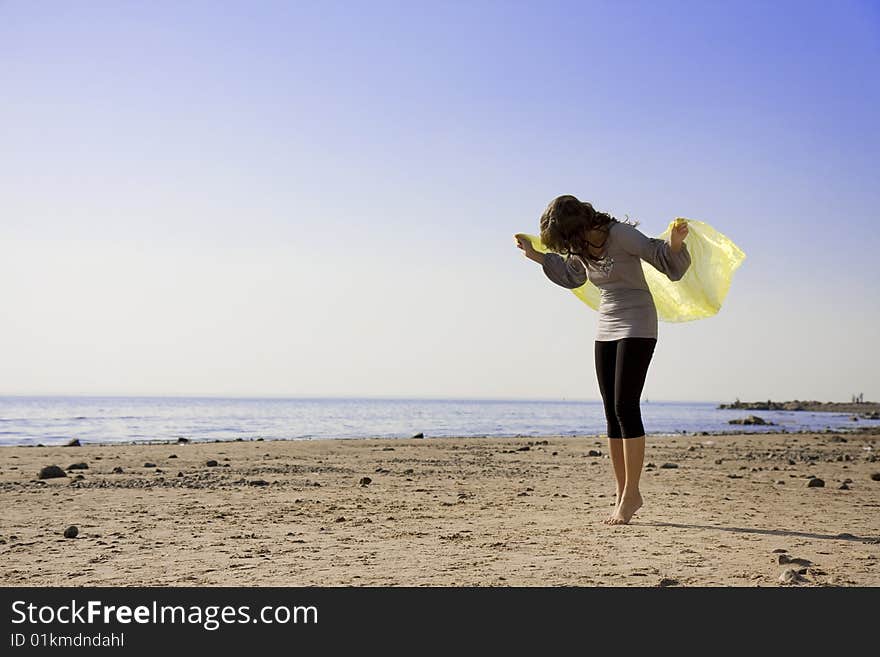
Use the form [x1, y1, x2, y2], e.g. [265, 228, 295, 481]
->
[1, 0, 878, 402]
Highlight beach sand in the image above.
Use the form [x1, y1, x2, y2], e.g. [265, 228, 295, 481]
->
[1, 431, 878, 587]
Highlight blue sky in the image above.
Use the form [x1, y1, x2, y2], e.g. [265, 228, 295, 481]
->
[1, 1, 878, 401]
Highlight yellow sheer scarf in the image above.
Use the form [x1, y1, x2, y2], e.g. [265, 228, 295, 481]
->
[522, 218, 746, 322]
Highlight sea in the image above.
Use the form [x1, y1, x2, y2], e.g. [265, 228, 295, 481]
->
[0, 396, 877, 447]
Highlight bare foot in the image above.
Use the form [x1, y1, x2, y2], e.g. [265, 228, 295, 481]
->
[608, 493, 643, 525]
[602, 491, 623, 524]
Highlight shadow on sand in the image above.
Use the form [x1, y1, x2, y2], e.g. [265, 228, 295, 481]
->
[641, 521, 879, 543]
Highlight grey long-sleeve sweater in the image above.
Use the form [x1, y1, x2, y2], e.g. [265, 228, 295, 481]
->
[541, 219, 691, 341]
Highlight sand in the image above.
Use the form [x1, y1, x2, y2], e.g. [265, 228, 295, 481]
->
[1, 431, 878, 587]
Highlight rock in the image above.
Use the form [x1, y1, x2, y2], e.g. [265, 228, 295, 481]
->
[359, 477, 372, 486]
[335, 516, 346, 522]
[517, 445, 530, 451]
[660, 463, 679, 469]
[177, 471, 184, 477]
[38, 465, 67, 479]
[63, 525, 79, 539]
[778, 554, 792, 564]
[836, 532, 856, 539]
[870, 473, 880, 481]
[687, 445, 696, 451]
[587, 449, 601, 457]
[772, 548, 788, 553]
[807, 478, 825, 487]
[645, 463, 656, 468]
[728, 415, 768, 425]
[657, 578, 679, 587]
[67, 463, 89, 471]
[411, 433, 424, 439]
[850, 416, 859, 422]
[206, 460, 219, 467]
[839, 483, 850, 490]
[779, 569, 807, 584]
[248, 479, 270, 487]
[65, 439, 81, 447]
[177, 437, 190, 444]
[168, 454, 177, 459]
[143, 462, 156, 468]
[111, 466, 124, 474]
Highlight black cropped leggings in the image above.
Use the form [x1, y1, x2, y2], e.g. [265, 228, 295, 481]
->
[594, 337, 657, 439]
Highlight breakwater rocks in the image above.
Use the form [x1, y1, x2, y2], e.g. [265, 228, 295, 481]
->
[719, 400, 880, 419]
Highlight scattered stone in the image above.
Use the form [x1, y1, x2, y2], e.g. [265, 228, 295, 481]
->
[111, 467, 124, 474]
[727, 474, 743, 479]
[411, 433, 424, 439]
[63, 525, 79, 539]
[65, 439, 81, 447]
[517, 445, 530, 451]
[839, 483, 850, 490]
[660, 463, 679, 469]
[168, 454, 178, 459]
[177, 471, 184, 477]
[67, 463, 89, 471]
[334, 516, 346, 522]
[177, 437, 190, 444]
[779, 569, 807, 584]
[142, 462, 155, 468]
[359, 477, 372, 487]
[772, 549, 788, 554]
[645, 463, 656, 468]
[728, 415, 770, 426]
[807, 478, 825, 488]
[687, 445, 696, 451]
[870, 473, 880, 481]
[552, 451, 558, 456]
[206, 460, 219, 467]
[657, 578, 679, 587]
[38, 465, 67, 479]
[248, 479, 270, 487]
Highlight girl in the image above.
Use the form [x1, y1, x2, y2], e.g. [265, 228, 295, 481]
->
[514, 195, 691, 525]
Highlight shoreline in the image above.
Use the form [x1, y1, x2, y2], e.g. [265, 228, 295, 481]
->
[2, 429, 878, 586]
[2, 424, 879, 449]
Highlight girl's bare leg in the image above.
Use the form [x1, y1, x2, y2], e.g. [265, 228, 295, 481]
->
[608, 436, 645, 525]
[603, 437, 626, 523]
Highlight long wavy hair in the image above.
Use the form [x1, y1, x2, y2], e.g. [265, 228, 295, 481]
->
[539, 195, 637, 263]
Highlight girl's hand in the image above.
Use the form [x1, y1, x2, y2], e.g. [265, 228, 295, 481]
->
[670, 220, 689, 252]
[514, 233, 537, 257]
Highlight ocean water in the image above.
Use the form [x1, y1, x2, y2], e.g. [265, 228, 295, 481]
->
[0, 396, 877, 447]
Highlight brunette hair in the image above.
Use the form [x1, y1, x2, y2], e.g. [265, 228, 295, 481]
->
[539, 195, 636, 262]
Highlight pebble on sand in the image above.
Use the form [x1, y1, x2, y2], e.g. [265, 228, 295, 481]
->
[38, 465, 67, 479]
[587, 450, 601, 457]
[206, 460, 219, 467]
[65, 439, 81, 447]
[807, 478, 825, 488]
[143, 462, 157, 468]
[359, 477, 372, 486]
[67, 463, 89, 471]
[112, 467, 124, 474]
[63, 526, 78, 539]
[870, 473, 880, 481]
[779, 569, 807, 584]
[660, 463, 679, 469]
